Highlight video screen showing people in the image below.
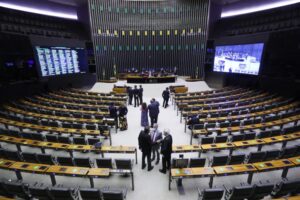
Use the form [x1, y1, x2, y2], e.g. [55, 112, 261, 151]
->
[213, 43, 264, 75]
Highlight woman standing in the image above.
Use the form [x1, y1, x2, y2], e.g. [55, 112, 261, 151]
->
[141, 102, 149, 127]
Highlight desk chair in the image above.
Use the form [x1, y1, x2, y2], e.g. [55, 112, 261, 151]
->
[4, 150, 22, 161]
[258, 130, 271, 139]
[37, 153, 56, 165]
[96, 158, 113, 169]
[3, 181, 31, 199]
[200, 137, 214, 145]
[73, 137, 86, 145]
[247, 152, 266, 163]
[115, 159, 132, 170]
[58, 136, 70, 144]
[29, 185, 51, 200]
[224, 185, 254, 200]
[189, 158, 206, 168]
[74, 157, 93, 168]
[46, 135, 58, 143]
[79, 188, 102, 200]
[231, 134, 244, 142]
[228, 154, 245, 165]
[57, 156, 74, 166]
[102, 187, 127, 200]
[271, 179, 300, 198]
[280, 146, 297, 158]
[210, 155, 228, 167]
[21, 152, 38, 163]
[49, 187, 79, 200]
[31, 133, 44, 141]
[62, 123, 73, 129]
[215, 135, 228, 143]
[73, 123, 82, 130]
[9, 130, 20, 138]
[86, 124, 97, 131]
[197, 188, 224, 200]
[244, 132, 256, 140]
[264, 150, 280, 161]
[88, 138, 101, 146]
[21, 132, 32, 139]
[248, 183, 274, 200]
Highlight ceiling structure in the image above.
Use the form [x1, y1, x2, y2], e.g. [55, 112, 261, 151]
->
[0, 0, 299, 20]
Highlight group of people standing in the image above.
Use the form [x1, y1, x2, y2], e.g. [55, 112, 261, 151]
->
[138, 125, 173, 173]
[141, 98, 160, 128]
[127, 85, 143, 107]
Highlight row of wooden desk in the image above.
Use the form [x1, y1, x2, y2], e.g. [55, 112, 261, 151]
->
[0, 117, 112, 145]
[173, 132, 300, 156]
[56, 90, 127, 101]
[190, 114, 300, 143]
[69, 88, 127, 97]
[184, 102, 298, 132]
[173, 87, 239, 98]
[0, 135, 137, 163]
[0, 158, 135, 190]
[169, 156, 300, 190]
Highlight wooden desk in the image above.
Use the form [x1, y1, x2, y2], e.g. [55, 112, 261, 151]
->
[172, 145, 201, 153]
[213, 164, 256, 185]
[201, 143, 235, 156]
[272, 196, 300, 200]
[169, 167, 214, 190]
[253, 159, 295, 178]
[56, 90, 127, 101]
[0, 196, 16, 200]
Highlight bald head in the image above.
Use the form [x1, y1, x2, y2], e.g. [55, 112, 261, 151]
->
[153, 123, 158, 129]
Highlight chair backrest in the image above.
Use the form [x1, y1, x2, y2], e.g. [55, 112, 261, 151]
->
[29, 186, 51, 200]
[31, 132, 44, 141]
[231, 134, 244, 142]
[57, 156, 74, 166]
[228, 154, 245, 165]
[243, 119, 253, 125]
[102, 190, 124, 200]
[22, 152, 38, 163]
[37, 153, 55, 165]
[211, 155, 228, 167]
[88, 138, 100, 146]
[58, 136, 70, 144]
[73, 123, 82, 129]
[244, 132, 256, 140]
[21, 132, 32, 139]
[230, 121, 240, 127]
[205, 123, 215, 129]
[193, 124, 204, 130]
[115, 159, 132, 170]
[49, 187, 77, 200]
[62, 123, 73, 128]
[265, 149, 280, 161]
[73, 137, 86, 145]
[201, 137, 214, 145]
[215, 135, 228, 143]
[201, 188, 224, 200]
[49, 121, 59, 127]
[189, 158, 206, 168]
[228, 186, 254, 200]
[74, 157, 92, 168]
[86, 124, 96, 130]
[258, 130, 271, 139]
[5, 150, 22, 161]
[79, 188, 101, 200]
[280, 146, 297, 158]
[96, 158, 113, 169]
[3, 181, 30, 199]
[272, 180, 300, 197]
[249, 183, 274, 200]
[247, 151, 266, 163]
[271, 129, 281, 136]
[46, 135, 58, 142]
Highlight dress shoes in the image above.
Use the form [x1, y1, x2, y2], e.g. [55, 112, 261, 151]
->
[159, 169, 166, 174]
[148, 166, 154, 171]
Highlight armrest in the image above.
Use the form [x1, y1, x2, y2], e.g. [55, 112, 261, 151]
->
[197, 187, 203, 197]
[223, 184, 231, 193]
[122, 187, 128, 198]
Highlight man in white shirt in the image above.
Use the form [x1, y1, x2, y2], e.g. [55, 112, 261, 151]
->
[150, 123, 162, 165]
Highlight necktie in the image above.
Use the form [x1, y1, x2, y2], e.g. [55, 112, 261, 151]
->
[152, 130, 157, 142]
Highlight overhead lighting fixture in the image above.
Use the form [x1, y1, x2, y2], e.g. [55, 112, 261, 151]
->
[0, 2, 78, 20]
[221, 0, 300, 18]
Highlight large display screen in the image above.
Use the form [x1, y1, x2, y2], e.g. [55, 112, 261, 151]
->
[213, 43, 264, 75]
[34, 46, 87, 77]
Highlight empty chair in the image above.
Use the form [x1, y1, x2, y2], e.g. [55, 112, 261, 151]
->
[29, 185, 51, 200]
[211, 155, 228, 167]
[258, 130, 271, 139]
[5, 150, 22, 161]
[231, 134, 244, 142]
[73, 137, 86, 145]
[271, 179, 300, 198]
[220, 122, 230, 128]
[243, 119, 253, 126]
[21, 132, 32, 139]
[247, 152, 266, 163]
[228, 154, 245, 165]
[3, 181, 31, 199]
[88, 138, 101, 146]
[197, 188, 224, 200]
[49, 187, 78, 200]
[49, 121, 59, 127]
[264, 149, 280, 161]
[230, 121, 240, 127]
[193, 124, 204, 130]
[57, 156, 74, 166]
[248, 183, 274, 200]
[115, 159, 132, 170]
[280, 146, 297, 158]
[86, 124, 97, 130]
[31, 133, 44, 141]
[79, 188, 102, 200]
[74, 157, 93, 168]
[58, 136, 70, 144]
[225, 185, 254, 200]
[46, 135, 58, 143]
[215, 135, 228, 143]
[200, 137, 214, 145]
[96, 158, 113, 169]
[22, 152, 38, 163]
[41, 120, 50, 126]
[102, 188, 127, 200]
[73, 123, 82, 129]
[62, 123, 73, 128]
[37, 153, 55, 165]
[205, 123, 215, 129]
[271, 129, 281, 136]
[244, 132, 256, 140]
[189, 158, 206, 168]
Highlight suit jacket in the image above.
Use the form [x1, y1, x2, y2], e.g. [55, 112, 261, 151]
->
[162, 90, 170, 99]
[133, 88, 139, 97]
[150, 129, 162, 146]
[138, 131, 152, 154]
[161, 134, 173, 156]
[148, 101, 160, 117]
[138, 88, 143, 97]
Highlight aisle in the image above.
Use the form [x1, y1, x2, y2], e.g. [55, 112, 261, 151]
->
[90, 79, 212, 200]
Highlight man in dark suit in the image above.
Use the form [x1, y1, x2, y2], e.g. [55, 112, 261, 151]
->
[138, 126, 153, 171]
[133, 85, 139, 107]
[159, 129, 173, 174]
[148, 98, 160, 128]
[127, 87, 133, 105]
[138, 85, 143, 105]
[108, 103, 118, 129]
[162, 87, 170, 108]
[150, 123, 162, 165]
